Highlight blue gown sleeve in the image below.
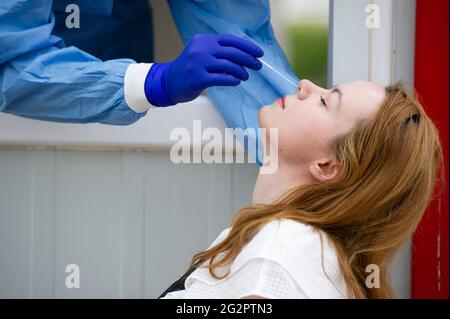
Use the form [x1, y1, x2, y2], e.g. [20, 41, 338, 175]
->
[167, 0, 299, 165]
[0, 0, 147, 125]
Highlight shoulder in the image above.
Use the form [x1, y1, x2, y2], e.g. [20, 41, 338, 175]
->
[243, 219, 328, 258]
[232, 219, 348, 298]
[186, 219, 348, 298]
[257, 218, 320, 241]
[209, 219, 319, 249]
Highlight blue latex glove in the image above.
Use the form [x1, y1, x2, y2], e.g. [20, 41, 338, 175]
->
[144, 34, 264, 106]
[168, 0, 299, 165]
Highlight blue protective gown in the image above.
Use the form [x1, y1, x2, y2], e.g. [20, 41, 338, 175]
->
[0, 0, 153, 125]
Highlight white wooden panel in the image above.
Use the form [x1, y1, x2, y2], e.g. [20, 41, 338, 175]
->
[329, 0, 370, 86]
[393, 0, 416, 85]
[144, 152, 211, 297]
[370, 0, 395, 85]
[0, 148, 258, 298]
[120, 152, 146, 298]
[31, 150, 56, 298]
[0, 150, 32, 298]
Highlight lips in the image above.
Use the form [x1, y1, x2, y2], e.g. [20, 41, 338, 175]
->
[277, 96, 285, 109]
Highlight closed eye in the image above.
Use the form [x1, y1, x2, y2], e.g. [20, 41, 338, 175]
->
[320, 95, 327, 107]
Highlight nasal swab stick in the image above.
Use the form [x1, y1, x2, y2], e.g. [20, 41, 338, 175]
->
[258, 58, 298, 89]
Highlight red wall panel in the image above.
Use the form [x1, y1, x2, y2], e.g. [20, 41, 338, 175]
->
[412, 0, 449, 299]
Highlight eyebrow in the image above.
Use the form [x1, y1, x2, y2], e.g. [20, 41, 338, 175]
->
[330, 86, 343, 110]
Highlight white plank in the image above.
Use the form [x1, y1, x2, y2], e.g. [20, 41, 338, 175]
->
[0, 150, 32, 297]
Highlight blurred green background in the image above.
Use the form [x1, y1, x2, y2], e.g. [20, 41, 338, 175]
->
[269, 0, 329, 88]
[287, 24, 328, 87]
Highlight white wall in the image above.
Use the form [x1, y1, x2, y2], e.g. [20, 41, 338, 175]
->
[0, 149, 257, 298]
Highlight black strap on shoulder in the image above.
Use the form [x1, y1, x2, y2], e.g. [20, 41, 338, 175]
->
[157, 267, 197, 299]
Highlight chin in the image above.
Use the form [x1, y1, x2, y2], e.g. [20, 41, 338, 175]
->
[258, 103, 273, 129]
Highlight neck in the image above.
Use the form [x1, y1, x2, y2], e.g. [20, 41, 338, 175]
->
[252, 162, 314, 204]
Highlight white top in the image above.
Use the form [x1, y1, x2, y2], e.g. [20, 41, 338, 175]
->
[161, 219, 348, 299]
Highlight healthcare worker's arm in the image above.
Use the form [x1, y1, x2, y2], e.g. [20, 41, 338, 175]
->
[0, 0, 144, 125]
[0, 0, 264, 125]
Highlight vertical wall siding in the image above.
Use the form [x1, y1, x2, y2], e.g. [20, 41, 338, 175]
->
[0, 149, 258, 298]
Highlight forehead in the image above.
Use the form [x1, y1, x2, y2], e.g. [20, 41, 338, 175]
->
[336, 81, 385, 119]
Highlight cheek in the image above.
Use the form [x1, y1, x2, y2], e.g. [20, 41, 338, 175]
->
[278, 111, 334, 163]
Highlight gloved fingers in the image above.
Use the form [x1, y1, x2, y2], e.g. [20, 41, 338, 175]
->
[201, 73, 241, 88]
[214, 47, 262, 71]
[217, 34, 264, 58]
[206, 59, 249, 81]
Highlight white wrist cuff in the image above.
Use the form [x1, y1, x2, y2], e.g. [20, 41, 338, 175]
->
[124, 63, 156, 113]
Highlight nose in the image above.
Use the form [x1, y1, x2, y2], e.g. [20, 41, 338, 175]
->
[296, 79, 326, 100]
[296, 80, 312, 100]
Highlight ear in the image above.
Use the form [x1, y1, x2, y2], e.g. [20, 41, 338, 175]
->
[309, 158, 339, 182]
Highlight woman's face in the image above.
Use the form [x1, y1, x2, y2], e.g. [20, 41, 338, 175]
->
[258, 80, 386, 167]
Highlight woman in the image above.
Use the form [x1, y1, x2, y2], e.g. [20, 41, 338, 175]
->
[159, 79, 444, 299]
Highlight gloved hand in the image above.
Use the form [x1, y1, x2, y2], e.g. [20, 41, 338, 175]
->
[144, 34, 264, 107]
